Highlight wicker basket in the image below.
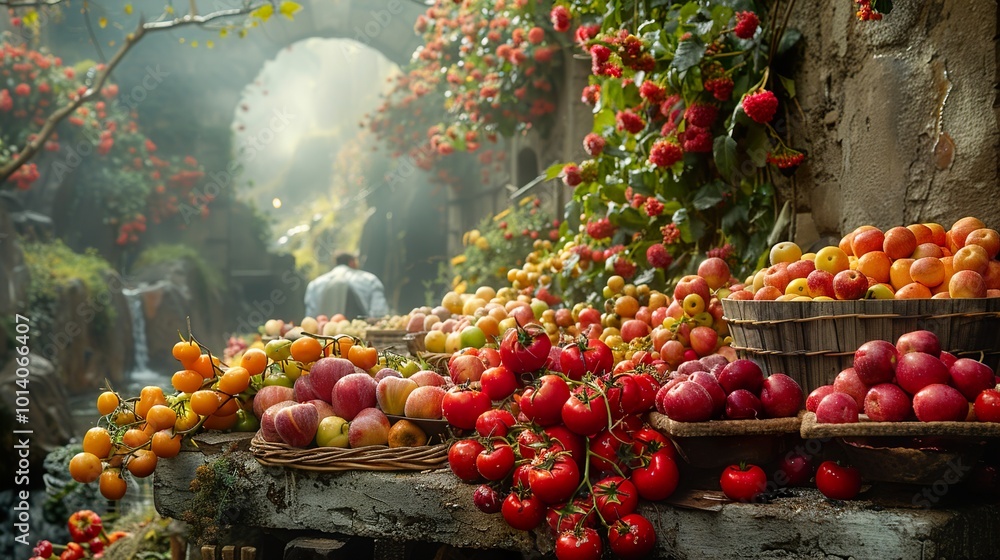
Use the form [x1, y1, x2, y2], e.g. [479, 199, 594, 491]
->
[417, 351, 452, 375]
[365, 329, 410, 356]
[249, 432, 449, 472]
[648, 412, 803, 469]
[721, 298, 1000, 393]
[404, 331, 427, 356]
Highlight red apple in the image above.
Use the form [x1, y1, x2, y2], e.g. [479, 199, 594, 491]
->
[779, 452, 816, 487]
[650, 306, 669, 327]
[621, 319, 652, 343]
[717, 359, 765, 395]
[274, 403, 320, 448]
[833, 367, 870, 408]
[815, 392, 860, 423]
[673, 275, 711, 306]
[806, 385, 835, 413]
[410, 370, 448, 387]
[896, 352, 950, 395]
[698, 257, 731, 290]
[661, 381, 715, 422]
[948, 358, 996, 401]
[895, 330, 941, 358]
[939, 351, 958, 369]
[293, 374, 323, 403]
[308, 399, 337, 420]
[853, 340, 898, 386]
[688, 371, 726, 418]
[699, 354, 729, 372]
[348, 407, 391, 447]
[833, 269, 869, 300]
[660, 340, 686, 368]
[806, 269, 836, 298]
[725, 389, 763, 419]
[863, 383, 912, 422]
[760, 374, 804, 418]
[308, 358, 358, 403]
[974, 389, 1000, 422]
[330, 373, 378, 420]
[404, 385, 446, 419]
[253, 385, 295, 418]
[689, 326, 719, 357]
[912, 384, 969, 422]
[763, 265, 792, 293]
[786, 259, 816, 280]
[449, 354, 487, 384]
[676, 360, 708, 376]
[260, 400, 297, 443]
[655, 375, 689, 414]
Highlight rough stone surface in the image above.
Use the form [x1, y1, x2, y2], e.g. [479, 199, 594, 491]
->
[790, 0, 999, 235]
[0, 205, 29, 326]
[284, 537, 345, 560]
[154, 438, 1000, 559]
[0, 356, 73, 482]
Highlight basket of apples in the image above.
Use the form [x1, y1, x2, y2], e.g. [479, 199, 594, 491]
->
[250, 346, 454, 472]
[800, 329, 1000, 484]
[649, 357, 805, 469]
[721, 217, 1000, 394]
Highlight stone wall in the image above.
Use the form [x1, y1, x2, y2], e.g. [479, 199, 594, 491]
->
[790, 0, 1000, 236]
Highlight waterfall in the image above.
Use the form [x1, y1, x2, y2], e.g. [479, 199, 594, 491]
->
[123, 287, 162, 388]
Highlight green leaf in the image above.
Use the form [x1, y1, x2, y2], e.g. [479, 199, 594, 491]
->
[692, 181, 726, 210]
[618, 207, 648, 230]
[711, 5, 735, 28]
[603, 79, 624, 109]
[251, 4, 274, 21]
[713, 136, 737, 182]
[545, 163, 568, 180]
[744, 125, 770, 167]
[279, 1, 303, 20]
[778, 75, 796, 99]
[777, 28, 802, 56]
[671, 38, 706, 72]
[593, 108, 616, 133]
[872, 0, 893, 14]
[721, 203, 749, 233]
[679, 2, 700, 21]
[766, 200, 793, 246]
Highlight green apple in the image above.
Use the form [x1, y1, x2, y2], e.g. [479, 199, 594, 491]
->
[264, 338, 292, 362]
[262, 372, 294, 388]
[399, 360, 421, 377]
[865, 283, 895, 300]
[281, 360, 305, 381]
[316, 416, 350, 448]
[460, 325, 487, 349]
[530, 298, 549, 319]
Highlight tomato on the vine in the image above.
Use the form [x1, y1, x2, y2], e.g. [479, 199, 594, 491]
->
[816, 461, 862, 500]
[545, 500, 596, 533]
[560, 338, 614, 380]
[543, 426, 586, 468]
[473, 484, 503, 514]
[588, 426, 638, 476]
[631, 449, 679, 501]
[555, 527, 604, 560]
[602, 374, 645, 419]
[779, 451, 816, 487]
[520, 374, 570, 426]
[448, 438, 485, 483]
[561, 384, 609, 436]
[608, 513, 657, 559]
[442, 386, 492, 430]
[528, 451, 581, 505]
[720, 463, 768, 502]
[476, 442, 516, 481]
[501, 490, 545, 531]
[480, 365, 519, 401]
[632, 426, 676, 461]
[592, 476, 639, 520]
[499, 322, 552, 374]
[476, 408, 516, 438]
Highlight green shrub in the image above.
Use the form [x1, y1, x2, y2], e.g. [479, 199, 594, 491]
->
[133, 243, 224, 294]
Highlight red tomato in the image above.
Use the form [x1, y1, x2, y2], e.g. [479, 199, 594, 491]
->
[631, 449, 679, 501]
[815, 461, 862, 500]
[480, 365, 519, 401]
[631, 372, 661, 411]
[779, 451, 816, 487]
[560, 338, 614, 380]
[67, 510, 103, 542]
[588, 426, 637, 476]
[561, 384, 610, 436]
[476, 408, 516, 438]
[501, 490, 545, 531]
[520, 375, 570, 426]
[720, 463, 768, 502]
[476, 442, 516, 481]
[500, 322, 552, 374]
[59, 542, 86, 560]
[555, 527, 604, 560]
[511, 463, 531, 488]
[478, 347, 502, 368]
[607, 513, 657, 559]
[546, 500, 596, 533]
[592, 476, 639, 520]
[543, 425, 586, 467]
[515, 427, 546, 461]
[528, 452, 581, 504]
[442, 386, 492, 430]
[602, 374, 644, 419]
[448, 347, 479, 369]
[447, 439, 485, 483]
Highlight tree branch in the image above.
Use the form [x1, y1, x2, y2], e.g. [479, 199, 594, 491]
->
[0, 3, 265, 184]
[0, 0, 65, 7]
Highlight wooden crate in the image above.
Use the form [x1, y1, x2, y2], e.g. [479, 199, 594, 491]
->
[721, 298, 1000, 393]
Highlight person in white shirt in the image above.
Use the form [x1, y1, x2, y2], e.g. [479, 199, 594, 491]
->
[304, 252, 389, 319]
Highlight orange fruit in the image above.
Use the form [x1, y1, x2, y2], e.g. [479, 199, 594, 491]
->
[889, 258, 915, 291]
[613, 295, 640, 318]
[145, 405, 178, 431]
[924, 223, 947, 246]
[216, 395, 241, 417]
[191, 354, 216, 379]
[290, 337, 323, 363]
[172, 370, 204, 393]
[190, 390, 222, 416]
[883, 226, 917, 260]
[240, 348, 268, 376]
[894, 282, 932, 299]
[122, 428, 150, 449]
[906, 223, 934, 245]
[69, 452, 102, 483]
[96, 391, 120, 416]
[99, 468, 128, 501]
[135, 386, 166, 419]
[950, 216, 986, 249]
[218, 367, 251, 395]
[151, 431, 182, 458]
[856, 251, 892, 284]
[126, 449, 158, 478]
[172, 340, 201, 366]
[83, 427, 113, 458]
[202, 413, 238, 431]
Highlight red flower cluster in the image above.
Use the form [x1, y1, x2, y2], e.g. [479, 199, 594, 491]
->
[648, 139, 683, 168]
[742, 90, 779, 124]
[586, 218, 616, 240]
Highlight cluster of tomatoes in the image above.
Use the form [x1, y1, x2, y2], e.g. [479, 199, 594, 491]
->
[68, 338, 268, 500]
[30, 510, 129, 560]
[440, 322, 678, 560]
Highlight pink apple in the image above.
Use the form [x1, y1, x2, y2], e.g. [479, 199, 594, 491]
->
[717, 359, 765, 395]
[699, 353, 729, 372]
[853, 340, 898, 386]
[863, 383, 912, 422]
[689, 326, 719, 357]
[330, 373, 378, 420]
[760, 374, 804, 418]
[651, 306, 669, 327]
[673, 275, 712, 306]
[309, 358, 360, 402]
[806, 269, 836, 298]
[833, 368, 870, 408]
[260, 400, 297, 443]
[833, 269, 869, 300]
[253, 385, 295, 418]
[725, 389, 763, 419]
[913, 384, 969, 422]
[815, 392, 860, 424]
[293, 374, 323, 403]
[697, 257, 731, 290]
[688, 371, 726, 418]
[410, 370, 448, 387]
[676, 360, 708, 376]
[274, 403, 320, 448]
[895, 330, 941, 358]
[660, 340, 686, 368]
[949, 359, 996, 401]
[655, 375, 689, 414]
[307, 399, 337, 420]
[375, 376, 419, 416]
[348, 407, 391, 447]
[449, 354, 487, 384]
[896, 352, 950, 395]
[374, 368, 403, 382]
[403, 385, 447, 419]
[621, 319, 652, 343]
[762, 265, 792, 293]
[806, 385, 835, 413]
[661, 381, 715, 422]
[786, 259, 816, 280]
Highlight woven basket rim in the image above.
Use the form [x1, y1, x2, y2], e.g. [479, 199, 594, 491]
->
[647, 411, 803, 437]
[249, 431, 449, 472]
[800, 411, 1000, 439]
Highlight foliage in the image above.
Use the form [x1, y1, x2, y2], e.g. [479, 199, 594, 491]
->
[132, 243, 225, 293]
[445, 197, 556, 291]
[366, 0, 562, 176]
[23, 239, 117, 343]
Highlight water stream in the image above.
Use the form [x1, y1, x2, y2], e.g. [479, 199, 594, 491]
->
[123, 287, 170, 392]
